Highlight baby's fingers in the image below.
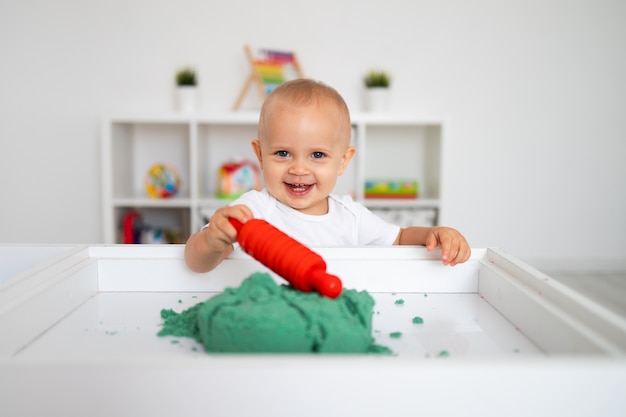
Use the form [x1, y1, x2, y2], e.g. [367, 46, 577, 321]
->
[439, 235, 456, 265]
[446, 237, 471, 266]
[425, 232, 440, 251]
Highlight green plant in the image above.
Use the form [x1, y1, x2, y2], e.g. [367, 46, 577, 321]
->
[364, 70, 391, 88]
[176, 67, 197, 87]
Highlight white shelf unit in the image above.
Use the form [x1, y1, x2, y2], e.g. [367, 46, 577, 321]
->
[102, 113, 442, 244]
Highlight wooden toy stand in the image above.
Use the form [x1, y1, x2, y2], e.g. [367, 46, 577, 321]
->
[232, 45, 303, 110]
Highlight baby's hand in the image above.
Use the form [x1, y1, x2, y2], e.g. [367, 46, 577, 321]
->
[425, 227, 471, 266]
[204, 205, 253, 250]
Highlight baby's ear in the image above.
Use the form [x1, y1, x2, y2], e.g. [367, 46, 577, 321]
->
[338, 146, 356, 175]
[251, 139, 263, 167]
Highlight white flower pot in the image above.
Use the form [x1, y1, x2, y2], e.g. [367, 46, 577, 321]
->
[365, 87, 390, 112]
[176, 86, 199, 113]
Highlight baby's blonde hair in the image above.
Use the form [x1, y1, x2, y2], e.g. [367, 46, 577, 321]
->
[258, 79, 351, 142]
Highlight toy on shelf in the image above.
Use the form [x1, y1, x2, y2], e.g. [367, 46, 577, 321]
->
[121, 209, 184, 244]
[141, 228, 183, 244]
[364, 179, 419, 199]
[216, 158, 261, 199]
[233, 44, 304, 110]
[122, 210, 142, 244]
[229, 218, 343, 299]
[145, 163, 180, 198]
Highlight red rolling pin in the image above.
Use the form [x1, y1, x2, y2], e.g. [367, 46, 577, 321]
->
[229, 218, 343, 298]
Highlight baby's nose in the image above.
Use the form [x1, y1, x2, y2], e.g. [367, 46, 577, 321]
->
[289, 158, 309, 175]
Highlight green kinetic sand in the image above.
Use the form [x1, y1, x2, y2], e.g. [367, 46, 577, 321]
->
[159, 272, 391, 354]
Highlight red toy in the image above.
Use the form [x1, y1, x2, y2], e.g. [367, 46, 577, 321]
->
[229, 218, 343, 298]
[122, 211, 142, 244]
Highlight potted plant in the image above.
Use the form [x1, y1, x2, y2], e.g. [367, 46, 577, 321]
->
[175, 67, 198, 113]
[364, 70, 390, 89]
[363, 70, 391, 112]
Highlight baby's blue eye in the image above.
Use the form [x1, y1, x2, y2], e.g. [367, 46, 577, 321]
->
[276, 150, 290, 157]
[312, 151, 325, 159]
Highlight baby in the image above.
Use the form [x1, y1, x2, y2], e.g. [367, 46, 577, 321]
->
[185, 79, 470, 272]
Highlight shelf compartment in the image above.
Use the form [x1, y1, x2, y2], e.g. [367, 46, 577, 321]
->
[113, 206, 191, 244]
[368, 206, 438, 227]
[110, 122, 191, 200]
[197, 123, 261, 200]
[362, 124, 441, 201]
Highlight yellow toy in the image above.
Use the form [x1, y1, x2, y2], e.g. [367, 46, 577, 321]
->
[145, 163, 180, 198]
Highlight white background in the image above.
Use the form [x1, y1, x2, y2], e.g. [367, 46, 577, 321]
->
[0, 0, 624, 269]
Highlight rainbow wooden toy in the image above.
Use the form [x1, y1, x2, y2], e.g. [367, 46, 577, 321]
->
[233, 45, 304, 110]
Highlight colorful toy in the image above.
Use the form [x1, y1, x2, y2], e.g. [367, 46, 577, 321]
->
[122, 210, 142, 244]
[216, 158, 261, 199]
[229, 218, 343, 299]
[145, 163, 180, 198]
[364, 179, 419, 199]
[233, 44, 304, 110]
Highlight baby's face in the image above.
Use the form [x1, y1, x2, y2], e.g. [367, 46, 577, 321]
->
[252, 100, 354, 215]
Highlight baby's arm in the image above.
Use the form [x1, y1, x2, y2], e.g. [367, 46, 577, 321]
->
[184, 205, 253, 273]
[394, 226, 471, 266]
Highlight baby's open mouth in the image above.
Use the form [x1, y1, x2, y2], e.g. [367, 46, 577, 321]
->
[286, 183, 313, 193]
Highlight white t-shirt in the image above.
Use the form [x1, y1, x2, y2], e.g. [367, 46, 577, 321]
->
[228, 189, 400, 246]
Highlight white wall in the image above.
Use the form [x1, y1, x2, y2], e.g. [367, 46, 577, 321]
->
[1, 0, 625, 269]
